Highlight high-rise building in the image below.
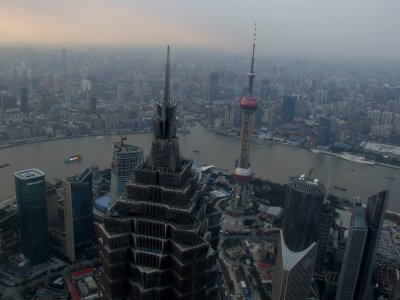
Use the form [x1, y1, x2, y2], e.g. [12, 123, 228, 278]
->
[20, 86, 28, 113]
[14, 169, 50, 265]
[317, 117, 330, 146]
[272, 175, 325, 300]
[89, 97, 97, 115]
[117, 85, 124, 104]
[98, 47, 220, 300]
[62, 167, 93, 263]
[233, 31, 258, 214]
[271, 231, 317, 300]
[336, 197, 368, 300]
[282, 175, 326, 252]
[110, 137, 143, 203]
[313, 200, 333, 279]
[208, 71, 219, 101]
[281, 96, 296, 122]
[355, 190, 390, 300]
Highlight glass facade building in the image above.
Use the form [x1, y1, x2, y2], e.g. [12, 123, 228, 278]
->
[14, 168, 50, 265]
[272, 231, 316, 300]
[336, 197, 367, 300]
[282, 175, 326, 252]
[110, 141, 143, 204]
[63, 167, 93, 263]
[355, 190, 390, 300]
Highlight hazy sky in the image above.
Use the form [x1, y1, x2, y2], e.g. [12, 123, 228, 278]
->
[1, 0, 400, 61]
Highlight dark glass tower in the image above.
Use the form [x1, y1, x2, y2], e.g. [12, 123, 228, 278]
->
[317, 117, 330, 146]
[336, 197, 367, 300]
[98, 47, 220, 300]
[281, 96, 296, 122]
[15, 169, 50, 265]
[313, 200, 333, 278]
[63, 167, 93, 263]
[355, 190, 390, 300]
[282, 175, 326, 252]
[20, 86, 28, 113]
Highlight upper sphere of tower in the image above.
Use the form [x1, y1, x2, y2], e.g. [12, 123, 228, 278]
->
[240, 96, 258, 111]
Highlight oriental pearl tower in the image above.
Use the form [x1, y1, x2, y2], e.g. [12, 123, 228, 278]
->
[233, 27, 258, 214]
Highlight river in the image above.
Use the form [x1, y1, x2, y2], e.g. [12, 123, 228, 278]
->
[0, 124, 399, 212]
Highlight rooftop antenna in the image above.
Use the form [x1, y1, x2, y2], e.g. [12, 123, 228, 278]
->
[162, 46, 170, 138]
[163, 46, 170, 105]
[248, 22, 256, 96]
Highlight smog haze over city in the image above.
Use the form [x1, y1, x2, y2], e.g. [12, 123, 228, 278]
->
[1, 1, 400, 300]
[1, 0, 400, 62]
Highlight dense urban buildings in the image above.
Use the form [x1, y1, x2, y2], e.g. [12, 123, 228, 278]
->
[110, 137, 143, 203]
[336, 197, 368, 300]
[14, 168, 50, 266]
[98, 47, 220, 299]
[233, 35, 258, 214]
[355, 190, 391, 300]
[62, 167, 94, 263]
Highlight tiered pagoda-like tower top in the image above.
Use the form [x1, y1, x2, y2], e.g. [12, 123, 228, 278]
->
[149, 46, 180, 172]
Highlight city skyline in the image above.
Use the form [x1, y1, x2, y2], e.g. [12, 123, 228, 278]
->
[1, 1, 400, 62]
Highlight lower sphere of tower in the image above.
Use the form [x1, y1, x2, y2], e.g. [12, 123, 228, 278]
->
[233, 167, 253, 184]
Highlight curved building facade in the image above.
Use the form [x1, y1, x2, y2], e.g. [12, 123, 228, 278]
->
[282, 175, 326, 252]
[98, 47, 220, 300]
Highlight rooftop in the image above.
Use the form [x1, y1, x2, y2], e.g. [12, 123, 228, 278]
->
[15, 168, 45, 180]
[352, 197, 367, 229]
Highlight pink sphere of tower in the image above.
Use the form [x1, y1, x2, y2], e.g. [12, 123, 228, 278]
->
[233, 167, 253, 185]
[239, 96, 258, 111]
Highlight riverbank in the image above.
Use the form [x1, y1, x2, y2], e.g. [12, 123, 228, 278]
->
[0, 129, 152, 150]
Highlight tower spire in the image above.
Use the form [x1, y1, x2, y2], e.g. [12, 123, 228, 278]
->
[248, 22, 256, 95]
[164, 46, 170, 104]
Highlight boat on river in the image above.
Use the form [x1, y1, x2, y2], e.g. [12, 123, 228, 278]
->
[64, 154, 82, 164]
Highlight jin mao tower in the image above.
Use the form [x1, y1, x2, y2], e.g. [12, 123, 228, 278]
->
[98, 47, 220, 300]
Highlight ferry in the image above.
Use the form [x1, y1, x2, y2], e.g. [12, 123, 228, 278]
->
[340, 153, 375, 165]
[64, 154, 82, 164]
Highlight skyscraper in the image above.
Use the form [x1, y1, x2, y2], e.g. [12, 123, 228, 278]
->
[313, 200, 333, 279]
[317, 117, 330, 146]
[336, 197, 367, 300]
[282, 175, 326, 252]
[355, 190, 390, 300]
[110, 137, 143, 203]
[233, 29, 258, 214]
[62, 167, 93, 263]
[98, 47, 220, 300]
[208, 71, 219, 101]
[20, 86, 28, 113]
[272, 231, 316, 300]
[272, 175, 325, 300]
[14, 169, 50, 265]
[281, 96, 296, 122]
[89, 97, 97, 115]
